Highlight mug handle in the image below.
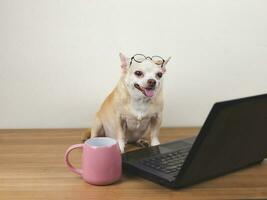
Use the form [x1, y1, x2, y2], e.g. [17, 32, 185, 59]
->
[64, 144, 83, 176]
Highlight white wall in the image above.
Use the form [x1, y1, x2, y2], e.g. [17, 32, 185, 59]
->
[0, 0, 267, 128]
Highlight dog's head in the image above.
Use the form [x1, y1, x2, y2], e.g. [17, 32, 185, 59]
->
[119, 53, 171, 98]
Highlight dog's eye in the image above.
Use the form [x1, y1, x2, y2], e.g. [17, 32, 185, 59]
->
[156, 72, 163, 79]
[134, 71, 143, 77]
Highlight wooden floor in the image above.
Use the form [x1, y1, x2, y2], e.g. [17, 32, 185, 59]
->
[0, 128, 267, 200]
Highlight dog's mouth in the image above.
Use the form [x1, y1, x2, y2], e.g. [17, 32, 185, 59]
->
[134, 83, 155, 97]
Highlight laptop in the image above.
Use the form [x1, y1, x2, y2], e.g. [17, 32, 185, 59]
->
[122, 93, 267, 188]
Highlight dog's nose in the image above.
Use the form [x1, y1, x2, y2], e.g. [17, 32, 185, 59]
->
[147, 79, 156, 87]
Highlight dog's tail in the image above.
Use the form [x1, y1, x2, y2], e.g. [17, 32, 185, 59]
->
[81, 128, 91, 142]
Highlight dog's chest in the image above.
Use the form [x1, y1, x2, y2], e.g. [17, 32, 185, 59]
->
[122, 112, 157, 143]
[122, 100, 156, 131]
[131, 98, 151, 119]
[124, 116, 150, 131]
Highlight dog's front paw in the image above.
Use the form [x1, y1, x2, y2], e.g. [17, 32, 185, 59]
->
[151, 137, 160, 146]
[136, 138, 150, 148]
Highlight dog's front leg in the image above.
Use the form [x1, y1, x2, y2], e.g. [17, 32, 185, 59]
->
[150, 114, 162, 146]
[115, 117, 125, 153]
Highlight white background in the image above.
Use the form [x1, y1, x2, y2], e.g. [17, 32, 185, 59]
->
[1, 0, 267, 128]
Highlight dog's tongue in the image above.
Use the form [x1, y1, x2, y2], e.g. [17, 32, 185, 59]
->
[144, 89, 154, 97]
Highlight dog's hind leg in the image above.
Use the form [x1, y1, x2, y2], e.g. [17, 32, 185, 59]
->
[135, 127, 151, 148]
[81, 115, 103, 142]
[81, 128, 91, 142]
[90, 115, 104, 138]
[136, 138, 150, 148]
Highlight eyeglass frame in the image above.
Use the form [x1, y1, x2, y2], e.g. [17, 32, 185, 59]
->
[129, 54, 165, 68]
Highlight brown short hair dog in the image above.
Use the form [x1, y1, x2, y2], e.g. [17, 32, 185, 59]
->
[82, 53, 171, 152]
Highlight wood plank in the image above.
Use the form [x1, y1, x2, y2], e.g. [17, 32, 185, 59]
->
[0, 128, 267, 200]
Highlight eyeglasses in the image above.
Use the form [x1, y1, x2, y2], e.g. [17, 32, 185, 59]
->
[130, 54, 165, 67]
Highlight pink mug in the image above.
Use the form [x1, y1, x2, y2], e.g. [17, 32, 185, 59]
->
[64, 137, 121, 185]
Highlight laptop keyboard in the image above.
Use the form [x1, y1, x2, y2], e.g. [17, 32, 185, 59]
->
[139, 146, 191, 176]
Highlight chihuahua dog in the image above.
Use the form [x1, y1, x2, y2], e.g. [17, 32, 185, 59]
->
[82, 53, 171, 152]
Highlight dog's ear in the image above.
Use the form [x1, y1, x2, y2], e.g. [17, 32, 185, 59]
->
[162, 57, 171, 73]
[119, 53, 130, 71]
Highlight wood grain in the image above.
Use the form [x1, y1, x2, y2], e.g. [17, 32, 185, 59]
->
[0, 128, 267, 200]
